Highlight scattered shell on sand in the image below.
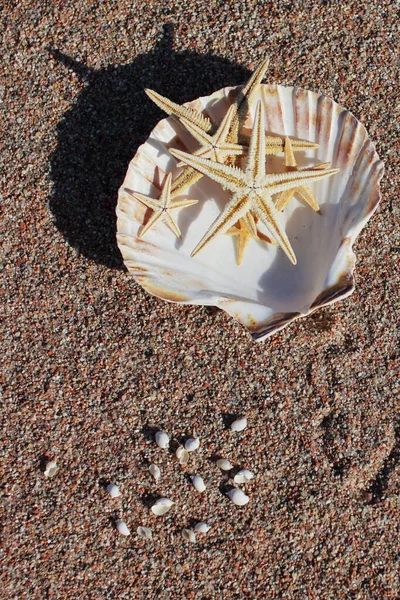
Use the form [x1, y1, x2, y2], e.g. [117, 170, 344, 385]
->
[149, 464, 161, 481]
[227, 488, 250, 506]
[194, 522, 211, 533]
[191, 475, 206, 492]
[155, 431, 170, 449]
[233, 469, 254, 484]
[182, 528, 196, 543]
[106, 483, 122, 498]
[116, 520, 130, 536]
[151, 498, 174, 516]
[43, 460, 58, 478]
[137, 526, 153, 540]
[176, 445, 189, 465]
[185, 437, 200, 452]
[216, 458, 233, 471]
[231, 417, 247, 432]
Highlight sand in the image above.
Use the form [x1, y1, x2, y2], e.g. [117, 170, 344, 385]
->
[1, 1, 399, 598]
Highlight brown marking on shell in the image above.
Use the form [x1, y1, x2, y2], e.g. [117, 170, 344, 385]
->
[294, 87, 310, 140]
[262, 84, 284, 134]
[251, 312, 301, 340]
[143, 281, 189, 303]
[310, 273, 354, 310]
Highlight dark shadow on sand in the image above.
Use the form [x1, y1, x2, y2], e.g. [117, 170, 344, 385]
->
[49, 24, 249, 269]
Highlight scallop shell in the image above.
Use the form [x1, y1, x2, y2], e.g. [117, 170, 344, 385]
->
[117, 84, 383, 341]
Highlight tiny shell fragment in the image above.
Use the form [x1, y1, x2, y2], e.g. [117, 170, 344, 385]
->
[151, 498, 174, 516]
[233, 469, 254, 484]
[176, 445, 189, 465]
[44, 460, 58, 478]
[116, 520, 130, 536]
[182, 528, 196, 543]
[155, 431, 170, 449]
[137, 526, 153, 540]
[227, 488, 250, 506]
[191, 475, 206, 492]
[194, 522, 211, 533]
[216, 458, 233, 471]
[106, 483, 122, 498]
[185, 437, 200, 452]
[231, 417, 247, 432]
[149, 464, 161, 481]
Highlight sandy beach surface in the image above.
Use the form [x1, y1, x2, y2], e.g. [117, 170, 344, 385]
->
[1, 1, 399, 598]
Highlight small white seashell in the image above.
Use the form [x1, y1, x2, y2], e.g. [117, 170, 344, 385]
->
[44, 460, 58, 478]
[149, 464, 161, 481]
[182, 528, 196, 543]
[137, 526, 152, 540]
[185, 437, 200, 452]
[216, 458, 233, 471]
[194, 522, 211, 533]
[190, 475, 206, 493]
[227, 488, 250, 506]
[106, 483, 122, 498]
[155, 431, 170, 449]
[115, 519, 130, 536]
[151, 498, 174, 516]
[231, 417, 247, 432]
[233, 469, 254, 484]
[175, 445, 189, 465]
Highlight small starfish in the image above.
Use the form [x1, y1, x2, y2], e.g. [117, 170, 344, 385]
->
[170, 102, 339, 264]
[226, 213, 277, 265]
[124, 172, 198, 239]
[275, 137, 332, 212]
[170, 104, 247, 197]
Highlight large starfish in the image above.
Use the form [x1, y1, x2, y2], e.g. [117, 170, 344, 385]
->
[170, 102, 339, 264]
[275, 137, 332, 212]
[124, 172, 198, 239]
[226, 213, 277, 265]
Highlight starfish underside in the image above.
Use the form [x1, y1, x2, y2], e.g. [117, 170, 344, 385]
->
[171, 102, 339, 265]
[124, 172, 198, 239]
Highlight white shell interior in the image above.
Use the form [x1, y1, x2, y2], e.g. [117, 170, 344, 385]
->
[117, 84, 383, 341]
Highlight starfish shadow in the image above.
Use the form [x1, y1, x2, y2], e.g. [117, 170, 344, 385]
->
[49, 23, 249, 269]
[256, 202, 343, 311]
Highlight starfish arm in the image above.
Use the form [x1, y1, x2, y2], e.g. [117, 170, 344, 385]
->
[290, 139, 319, 151]
[191, 193, 251, 257]
[246, 101, 266, 181]
[294, 186, 320, 211]
[161, 173, 173, 207]
[162, 211, 182, 239]
[263, 168, 339, 195]
[170, 149, 248, 193]
[213, 105, 239, 145]
[170, 168, 203, 197]
[178, 115, 214, 146]
[275, 189, 295, 212]
[169, 198, 199, 209]
[300, 161, 331, 171]
[126, 190, 162, 211]
[228, 57, 270, 143]
[284, 137, 297, 168]
[236, 229, 251, 265]
[253, 192, 297, 265]
[243, 212, 258, 236]
[139, 210, 163, 238]
[145, 88, 212, 132]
